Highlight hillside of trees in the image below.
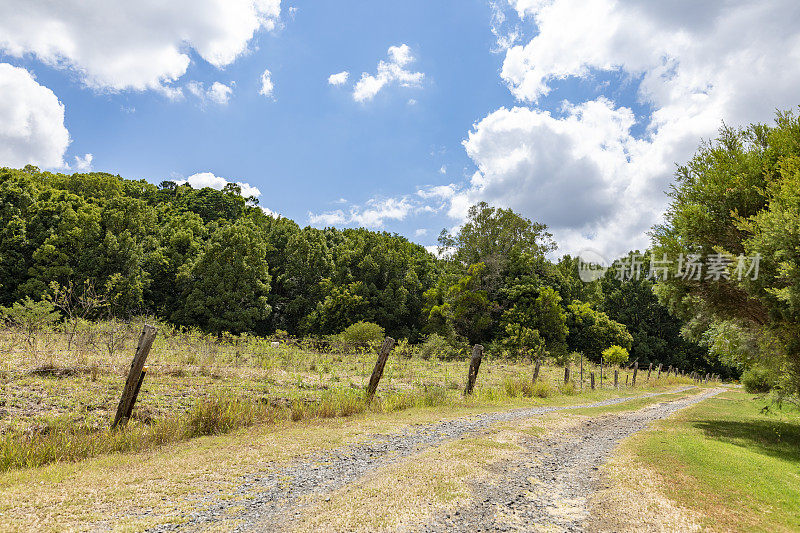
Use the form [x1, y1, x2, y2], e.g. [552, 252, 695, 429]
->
[0, 164, 724, 378]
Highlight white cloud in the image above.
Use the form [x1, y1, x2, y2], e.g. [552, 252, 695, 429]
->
[187, 81, 233, 105]
[259, 69, 274, 97]
[353, 44, 424, 102]
[327, 71, 349, 86]
[260, 205, 280, 218]
[415, 228, 428, 237]
[309, 196, 416, 229]
[439, 165, 447, 175]
[0, 63, 70, 169]
[452, 0, 800, 257]
[0, 1, 281, 93]
[178, 172, 261, 197]
[308, 209, 347, 226]
[73, 153, 93, 171]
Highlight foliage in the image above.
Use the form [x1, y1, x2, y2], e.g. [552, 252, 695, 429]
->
[340, 321, 385, 349]
[602, 345, 630, 366]
[418, 333, 460, 360]
[566, 301, 632, 361]
[0, 296, 60, 355]
[652, 108, 800, 394]
[741, 366, 776, 393]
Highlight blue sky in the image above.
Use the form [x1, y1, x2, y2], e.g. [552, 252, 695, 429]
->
[2, 0, 799, 257]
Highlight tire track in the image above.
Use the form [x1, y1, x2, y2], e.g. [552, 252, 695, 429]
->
[147, 387, 696, 531]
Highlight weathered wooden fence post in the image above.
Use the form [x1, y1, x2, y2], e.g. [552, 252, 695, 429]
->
[600, 363, 603, 389]
[625, 374, 629, 387]
[632, 361, 639, 387]
[532, 358, 542, 384]
[464, 344, 484, 395]
[647, 362, 653, 381]
[675, 367, 679, 377]
[667, 365, 673, 379]
[590, 372, 595, 390]
[614, 369, 619, 388]
[366, 337, 396, 402]
[564, 364, 570, 384]
[580, 354, 584, 389]
[112, 324, 157, 428]
[657, 363, 663, 380]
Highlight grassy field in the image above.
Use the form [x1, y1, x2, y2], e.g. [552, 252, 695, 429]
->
[0, 318, 698, 473]
[594, 389, 800, 532]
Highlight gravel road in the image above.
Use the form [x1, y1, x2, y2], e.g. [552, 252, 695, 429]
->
[423, 388, 722, 532]
[147, 387, 703, 532]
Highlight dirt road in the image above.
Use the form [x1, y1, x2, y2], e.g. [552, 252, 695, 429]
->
[147, 387, 718, 532]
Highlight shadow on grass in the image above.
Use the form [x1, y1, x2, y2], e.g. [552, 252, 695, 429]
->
[693, 418, 800, 464]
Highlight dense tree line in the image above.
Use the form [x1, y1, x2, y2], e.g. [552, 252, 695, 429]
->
[0, 163, 733, 377]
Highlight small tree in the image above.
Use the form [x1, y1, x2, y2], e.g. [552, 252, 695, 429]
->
[50, 280, 107, 350]
[0, 296, 61, 359]
[602, 345, 630, 366]
[341, 321, 385, 350]
[501, 322, 545, 360]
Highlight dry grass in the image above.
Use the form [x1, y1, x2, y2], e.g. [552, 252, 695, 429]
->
[288, 429, 522, 532]
[586, 446, 704, 532]
[0, 319, 699, 474]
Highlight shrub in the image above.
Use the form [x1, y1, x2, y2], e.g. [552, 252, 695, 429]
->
[742, 366, 775, 393]
[558, 382, 576, 395]
[531, 380, 552, 398]
[602, 345, 630, 366]
[419, 333, 457, 360]
[341, 321, 384, 349]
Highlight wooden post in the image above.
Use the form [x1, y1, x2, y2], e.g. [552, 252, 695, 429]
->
[590, 372, 595, 390]
[464, 344, 484, 395]
[112, 324, 157, 428]
[366, 337, 395, 402]
[667, 365, 672, 379]
[674, 367, 679, 377]
[580, 354, 584, 389]
[614, 369, 619, 388]
[564, 364, 570, 384]
[657, 363, 663, 380]
[532, 359, 541, 384]
[600, 363, 603, 389]
[632, 361, 639, 387]
[124, 366, 148, 421]
[647, 362, 653, 381]
[625, 374, 629, 387]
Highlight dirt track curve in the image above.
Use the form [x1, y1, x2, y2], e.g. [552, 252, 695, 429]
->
[145, 386, 719, 532]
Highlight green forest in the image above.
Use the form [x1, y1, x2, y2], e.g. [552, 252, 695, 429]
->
[2, 110, 800, 394]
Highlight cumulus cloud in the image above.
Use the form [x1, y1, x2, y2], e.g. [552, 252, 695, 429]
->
[73, 153, 93, 171]
[187, 81, 233, 105]
[353, 44, 424, 102]
[259, 69, 274, 98]
[177, 172, 261, 198]
[453, 0, 800, 257]
[327, 71, 349, 86]
[309, 197, 415, 228]
[0, 1, 281, 93]
[0, 63, 70, 168]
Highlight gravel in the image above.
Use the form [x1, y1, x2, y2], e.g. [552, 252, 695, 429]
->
[145, 386, 702, 532]
[423, 388, 722, 532]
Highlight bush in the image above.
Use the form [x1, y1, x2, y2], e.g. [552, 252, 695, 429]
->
[419, 333, 458, 360]
[602, 345, 630, 366]
[531, 380, 552, 398]
[341, 321, 384, 349]
[741, 366, 775, 393]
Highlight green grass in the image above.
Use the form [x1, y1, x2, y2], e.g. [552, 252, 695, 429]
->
[631, 389, 800, 532]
